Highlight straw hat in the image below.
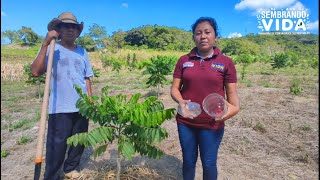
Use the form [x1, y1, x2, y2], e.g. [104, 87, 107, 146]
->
[47, 12, 83, 34]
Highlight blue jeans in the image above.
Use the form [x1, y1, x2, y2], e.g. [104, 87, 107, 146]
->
[177, 123, 224, 180]
[44, 113, 88, 180]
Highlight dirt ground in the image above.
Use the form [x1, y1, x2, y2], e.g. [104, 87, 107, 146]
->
[1, 79, 319, 180]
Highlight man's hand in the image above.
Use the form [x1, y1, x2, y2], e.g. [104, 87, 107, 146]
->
[42, 30, 59, 46]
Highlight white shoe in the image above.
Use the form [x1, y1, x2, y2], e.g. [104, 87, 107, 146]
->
[64, 170, 81, 179]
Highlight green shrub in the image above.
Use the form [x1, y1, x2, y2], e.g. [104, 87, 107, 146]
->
[253, 122, 267, 133]
[143, 55, 175, 96]
[23, 64, 45, 99]
[16, 136, 31, 145]
[300, 124, 311, 131]
[309, 57, 319, 69]
[9, 119, 29, 130]
[290, 79, 303, 95]
[258, 81, 272, 87]
[271, 53, 290, 69]
[235, 54, 254, 80]
[1, 150, 9, 158]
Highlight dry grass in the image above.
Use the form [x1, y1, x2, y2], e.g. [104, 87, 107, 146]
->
[78, 165, 175, 180]
[1, 63, 25, 81]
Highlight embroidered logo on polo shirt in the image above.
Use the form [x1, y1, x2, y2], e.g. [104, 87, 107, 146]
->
[183, 62, 194, 68]
[211, 62, 224, 72]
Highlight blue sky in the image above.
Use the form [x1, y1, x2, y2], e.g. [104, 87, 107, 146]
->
[1, 0, 319, 39]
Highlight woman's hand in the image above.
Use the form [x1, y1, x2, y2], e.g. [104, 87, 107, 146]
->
[215, 83, 240, 122]
[178, 100, 195, 119]
[214, 101, 229, 122]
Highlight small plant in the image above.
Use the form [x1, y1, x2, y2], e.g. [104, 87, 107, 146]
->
[271, 53, 290, 69]
[9, 119, 29, 131]
[236, 54, 254, 80]
[111, 61, 122, 72]
[101, 55, 113, 68]
[101, 55, 123, 72]
[93, 67, 101, 78]
[310, 57, 318, 69]
[132, 53, 137, 66]
[16, 136, 31, 145]
[23, 64, 45, 99]
[239, 79, 253, 87]
[253, 122, 267, 133]
[300, 124, 311, 131]
[290, 79, 303, 95]
[67, 85, 175, 180]
[8, 116, 39, 131]
[126, 53, 131, 66]
[1, 150, 9, 158]
[143, 56, 175, 97]
[91, 67, 101, 84]
[258, 81, 272, 88]
[127, 53, 138, 71]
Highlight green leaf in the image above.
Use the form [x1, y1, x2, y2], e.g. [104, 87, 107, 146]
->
[155, 129, 160, 142]
[94, 144, 108, 159]
[67, 132, 90, 148]
[122, 141, 136, 160]
[128, 93, 141, 104]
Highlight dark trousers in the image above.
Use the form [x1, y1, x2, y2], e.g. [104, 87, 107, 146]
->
[44, 112, 88, 180]
[177, 123, 224, 180]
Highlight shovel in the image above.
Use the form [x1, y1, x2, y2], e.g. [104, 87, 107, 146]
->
[33, 39, 55, 180]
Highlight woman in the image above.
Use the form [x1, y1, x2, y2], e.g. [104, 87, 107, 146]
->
[170, 17, 240, 180]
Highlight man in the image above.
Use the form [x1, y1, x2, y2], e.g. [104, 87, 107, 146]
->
[32, 12, 93, 179]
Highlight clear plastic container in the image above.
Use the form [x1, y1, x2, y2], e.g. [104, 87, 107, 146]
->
[177, 101, 201, 118]
[202, 93, 227, 118]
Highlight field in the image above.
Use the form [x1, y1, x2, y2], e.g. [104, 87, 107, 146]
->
[1, 47, 319, 180]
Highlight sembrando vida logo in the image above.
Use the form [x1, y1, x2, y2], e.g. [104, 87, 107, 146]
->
[257, 8, 311, 34]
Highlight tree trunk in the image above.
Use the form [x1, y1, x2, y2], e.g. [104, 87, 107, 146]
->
[117, 150, 121, 180]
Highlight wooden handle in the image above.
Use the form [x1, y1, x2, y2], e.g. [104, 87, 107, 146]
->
[34, 39, 55, 180]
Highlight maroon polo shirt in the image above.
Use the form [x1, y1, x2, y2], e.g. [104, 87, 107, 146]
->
[173, 46, 237, 130]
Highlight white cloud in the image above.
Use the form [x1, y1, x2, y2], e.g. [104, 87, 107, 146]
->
[121, 3, 128, 8]
[227, 32, 243, 38]
[1, 10, 7, 16]
[307, 21, 319, 30]
[235, 0, 297, 10]
[289, 1, 306, 10]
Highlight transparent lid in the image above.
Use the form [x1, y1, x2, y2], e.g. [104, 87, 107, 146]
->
[177, 101, 201, 118]
[202, 93, 227, 118]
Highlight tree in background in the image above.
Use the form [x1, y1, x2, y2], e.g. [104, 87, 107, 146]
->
[88, 23, 108, 48]
[109, 30, 127, 50]
[1, 30, 21, 44]
[125, 29, 147, 47]
[221, 38, 260, 56]
[18, 26, 42, 45]
[148, 27, 172, 50]
[76, 34, 96, 52]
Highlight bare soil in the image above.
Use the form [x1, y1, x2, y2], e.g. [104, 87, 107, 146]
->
[1, 77, 319, 180]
